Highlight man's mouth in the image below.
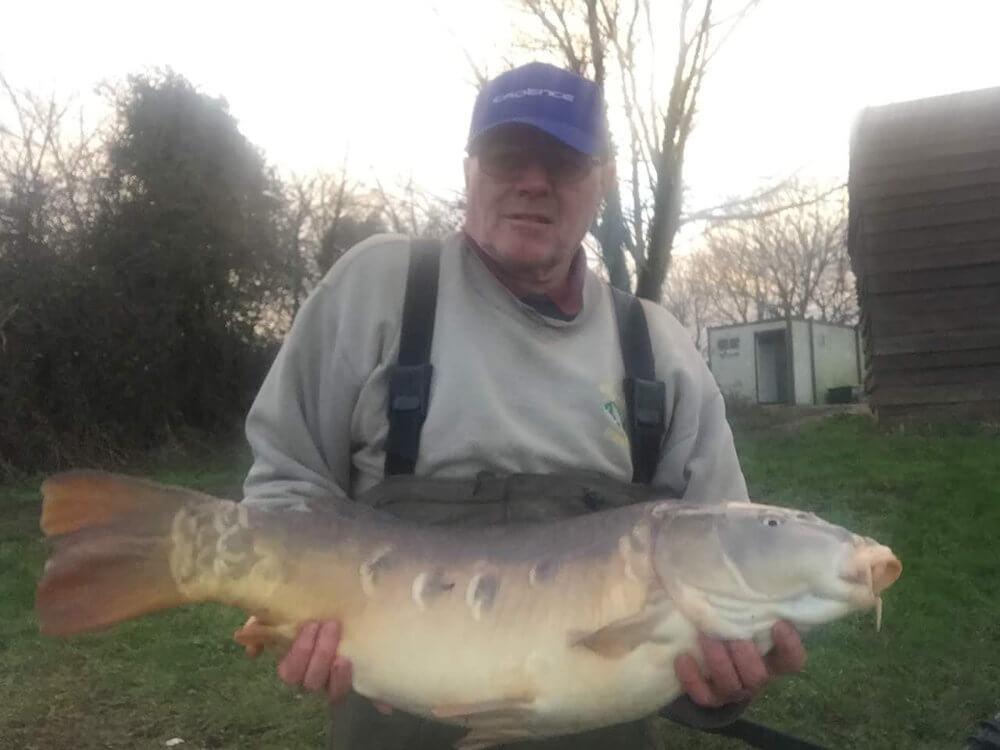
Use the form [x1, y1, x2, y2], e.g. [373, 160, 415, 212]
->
[505, 213, 553, 225]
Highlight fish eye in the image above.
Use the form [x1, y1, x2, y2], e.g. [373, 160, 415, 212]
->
[761, 516, 784, 528]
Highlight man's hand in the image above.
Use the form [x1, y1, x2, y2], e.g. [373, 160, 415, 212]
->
[277, 620, 354, 702]
[243, 618, 391, 713]
[674, 621, 806, 707]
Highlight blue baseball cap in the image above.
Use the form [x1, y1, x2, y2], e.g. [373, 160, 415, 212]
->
[467, 62, 609, 156]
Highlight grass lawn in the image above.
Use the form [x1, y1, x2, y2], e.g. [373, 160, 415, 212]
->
[1, 411, 998, 748]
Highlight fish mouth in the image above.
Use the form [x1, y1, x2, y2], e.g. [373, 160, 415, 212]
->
[839, 543, 902, 599]
[872, 557, 902, 595]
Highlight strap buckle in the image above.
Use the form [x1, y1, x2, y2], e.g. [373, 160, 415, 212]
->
[625, 377, 666, 435]
[624, 376, 666, 484]
[388, 364, 433, 418]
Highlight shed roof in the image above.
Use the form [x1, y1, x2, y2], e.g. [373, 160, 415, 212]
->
[707, 317, 856, 333]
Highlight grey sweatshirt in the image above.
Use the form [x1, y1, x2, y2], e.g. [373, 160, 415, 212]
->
[243, 232, 748, 509]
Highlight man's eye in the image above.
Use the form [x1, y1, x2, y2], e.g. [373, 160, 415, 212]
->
[549, 151, 592, 176]
[555, 155, 587, 173]
[495, 152, 524, 169]
[484, 151, 525, 171]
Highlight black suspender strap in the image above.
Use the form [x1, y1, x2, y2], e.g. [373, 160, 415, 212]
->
[384, 238, 441, 477]
[704, 719, 828, 750]
[384, 251, 665, 483]
[610, 285, 666, 485]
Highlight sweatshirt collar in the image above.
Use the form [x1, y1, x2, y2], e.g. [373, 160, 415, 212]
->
[463, 232, 585, 320]
[457, 233, 600, 330]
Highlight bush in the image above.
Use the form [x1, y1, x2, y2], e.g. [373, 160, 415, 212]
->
[0, 71, 285, 476]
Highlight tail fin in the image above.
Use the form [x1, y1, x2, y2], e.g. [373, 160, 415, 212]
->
[36, 471, 216, 636]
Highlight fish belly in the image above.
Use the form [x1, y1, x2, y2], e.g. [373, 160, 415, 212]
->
[339, 594, 696, 738]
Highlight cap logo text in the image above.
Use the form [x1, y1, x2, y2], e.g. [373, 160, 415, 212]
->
[493, 88, 575, 104]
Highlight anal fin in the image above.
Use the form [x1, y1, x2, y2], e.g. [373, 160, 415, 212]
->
[433, 692, 535, 720]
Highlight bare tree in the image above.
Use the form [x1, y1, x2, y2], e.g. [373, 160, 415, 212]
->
[373, 177, 463, 239]
[518, 0, 760, 302]
[660, 251, 714, 350]
[277, 164, 373, 315]
[277, 168, 462, 316]
[0, 75, 103, 258]
[700, 181, 856, 325]
[661, 182, 855, 352]
[279, 173, 316, 316]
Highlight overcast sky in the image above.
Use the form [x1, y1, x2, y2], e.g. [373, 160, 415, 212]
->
[4, 0, 1000, 220]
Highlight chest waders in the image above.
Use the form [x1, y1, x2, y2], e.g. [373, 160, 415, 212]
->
[327, 238, 825, 750]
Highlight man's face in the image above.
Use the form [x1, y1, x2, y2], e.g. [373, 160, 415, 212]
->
[463, 124, 609, 280]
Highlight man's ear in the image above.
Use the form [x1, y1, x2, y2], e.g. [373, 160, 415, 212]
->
[599, 159, 617, 194]
[463, 157, 473, 191]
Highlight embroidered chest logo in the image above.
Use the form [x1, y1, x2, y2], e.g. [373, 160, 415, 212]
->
[599, 383, 629, 451]
[602, 400, 625, 431]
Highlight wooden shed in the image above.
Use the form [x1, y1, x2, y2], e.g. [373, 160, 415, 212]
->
[848, 86, 1000, 424]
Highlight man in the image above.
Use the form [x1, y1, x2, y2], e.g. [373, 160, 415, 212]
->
[242, 62, 805, 748]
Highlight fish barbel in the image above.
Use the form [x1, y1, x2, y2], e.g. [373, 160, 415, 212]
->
[36, 472, 901, 748]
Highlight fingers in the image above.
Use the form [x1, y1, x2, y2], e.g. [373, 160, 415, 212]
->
[726, 640, 770, 693]
[677, 626, 808, 709]
[675, 653, 724, 708]
[277, 621, 320, 685]
[699, 635, 749, 702]
[327, 656, 353, 703]
[765, 621, 807, 675]
[272, 620, 357, 705]
[301, 621, 343, 692]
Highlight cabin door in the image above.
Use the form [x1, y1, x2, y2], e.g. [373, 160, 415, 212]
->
[756, 329, 789, 404]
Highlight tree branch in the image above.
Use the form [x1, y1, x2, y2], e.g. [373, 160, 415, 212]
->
[523, 0, 585, 74]
[684, 182, 846, 224]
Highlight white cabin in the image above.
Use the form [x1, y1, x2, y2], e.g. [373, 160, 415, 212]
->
[707, 319, 861, 405]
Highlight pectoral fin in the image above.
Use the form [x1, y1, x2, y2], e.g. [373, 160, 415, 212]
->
[569, 601, 675, 659]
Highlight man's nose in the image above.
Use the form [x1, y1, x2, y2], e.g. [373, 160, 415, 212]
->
[513, 161, 554, 194]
